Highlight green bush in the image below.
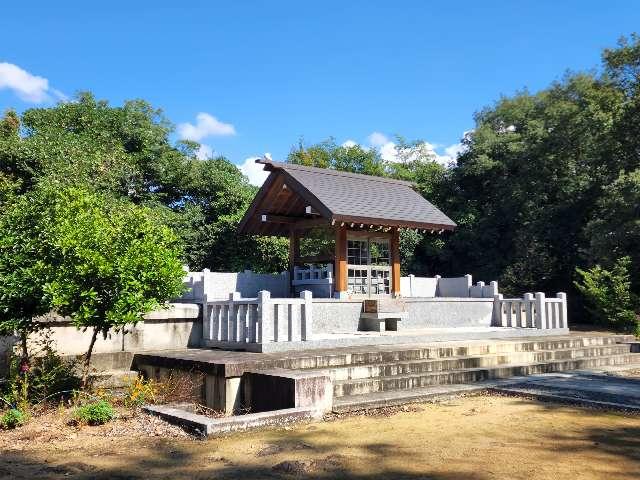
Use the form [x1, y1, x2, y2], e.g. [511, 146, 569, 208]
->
[575, 256, 639, 334]
[73, 400, 115, 426]
[0, 409, 26, 429]
[2, 334, 80, 407]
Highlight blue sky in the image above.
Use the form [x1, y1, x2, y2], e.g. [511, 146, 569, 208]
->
[1, 1, 639, 184]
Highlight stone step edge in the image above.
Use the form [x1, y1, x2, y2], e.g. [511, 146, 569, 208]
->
[332, 353, 640, 388]
[332, 383, 493, 413]
[280, 336, 636, 366]
[313, 345, 635, 374]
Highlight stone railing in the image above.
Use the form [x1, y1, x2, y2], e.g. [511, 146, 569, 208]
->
[180, 269, 290, 302]
[493, 292, 567, 329]
[202, 290, 313, 345]
[293, 263, 333, 284]
[400, 274, 499, 298]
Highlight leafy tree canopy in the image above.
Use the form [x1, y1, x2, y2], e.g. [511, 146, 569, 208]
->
[0, 93, 286, 272]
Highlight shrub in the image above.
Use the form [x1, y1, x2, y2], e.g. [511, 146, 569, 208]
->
[574, 256, 639, 334]
[123, 376, 157, 408]
[2, 334, 80, 407]
[73, 400, 115, 426]
[0, 409, 26, 429]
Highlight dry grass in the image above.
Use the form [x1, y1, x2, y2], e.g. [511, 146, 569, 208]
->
[1, 394, 639, 479]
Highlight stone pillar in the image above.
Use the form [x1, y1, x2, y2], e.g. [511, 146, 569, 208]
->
[489, 280, 499, 297]
[300, 290, 313, 341]
[464, 274, 473, 297]
[201, 292, 210, 342]
[523, 293, 534, 328]
[534, 292, 547, 329]
[493, 293, 504, 326]
[557, 292, 568, 329]
[200, 268, 210, 302]
[257, 290, 272, 343]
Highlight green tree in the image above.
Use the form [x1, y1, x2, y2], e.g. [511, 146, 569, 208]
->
[288, 138, 386, 176]
[574, 257, 638, 333]
[0, 94, 286, 273]
[584, 170, 640, 288]
[41, 186, 185, 385]
[0, 191, 56, 360]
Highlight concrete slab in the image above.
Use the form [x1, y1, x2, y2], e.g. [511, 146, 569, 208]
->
[144, 404, 318, 437]
[491, 370, 640, 411]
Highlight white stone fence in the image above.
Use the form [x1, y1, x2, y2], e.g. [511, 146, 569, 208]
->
[202, 290, 313, 346]
[180, 269, 289, 301]
[493, 292, 568, 329]
[401, 274, 498, 298]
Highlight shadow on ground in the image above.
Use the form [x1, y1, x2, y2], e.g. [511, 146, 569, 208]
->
[0, 442, 487, 480]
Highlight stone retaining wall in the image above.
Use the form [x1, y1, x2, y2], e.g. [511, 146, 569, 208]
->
[0, 303, 201, 375]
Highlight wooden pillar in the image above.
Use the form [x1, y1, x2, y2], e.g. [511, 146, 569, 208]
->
[390, 227, 401, 297]
[334, 226, 347, 298]
[288, 229, 299, 296]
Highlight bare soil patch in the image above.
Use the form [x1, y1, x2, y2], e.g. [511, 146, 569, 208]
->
[1, 394, 639, 479]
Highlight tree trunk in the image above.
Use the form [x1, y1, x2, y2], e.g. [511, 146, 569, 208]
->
[19, 332, 28, 361]
[81, 327, 100, 389]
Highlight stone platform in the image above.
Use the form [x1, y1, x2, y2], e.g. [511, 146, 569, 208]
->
[203, 325, 570, 353]
[134, 331, 639, 414]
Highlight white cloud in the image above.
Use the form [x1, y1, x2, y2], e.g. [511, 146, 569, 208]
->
[196, 144, 213, 160]
[239, 156, 269, 186]
[367, 131, 389, 147]
[177, 112, 236, 142]
[444, 143, 464, 158]
[0, 62, 65, 103]
[341, 131, 470, 168]
[379, 141, 399, 162]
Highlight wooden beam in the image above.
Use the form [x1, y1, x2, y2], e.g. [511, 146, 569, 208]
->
[259, 215, 329, 230]
[305, 205, 320, 215]
[292, 218, 331, 230]
[261, 214, 302, 224]
[294, 255, 334, 265]
[335, 226, 348, 296]
[390, 227, 401, 297]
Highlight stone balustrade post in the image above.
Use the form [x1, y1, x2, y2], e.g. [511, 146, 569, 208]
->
[523, 293, 534, 328]
[493, 293, 504, 326]
[257, 290, 272, 343]
[534, 292, 546, 329]
[489, 281, 498, 297]
[300, 290, 313, 341]
[464, 274, 473, 297]
[201, 292, 210, 341]
[557, 292, 568, 329]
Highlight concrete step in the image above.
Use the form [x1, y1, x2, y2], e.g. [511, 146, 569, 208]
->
[333, 353, 640, 397]
[327, 345, 634, 381]
[332, 383, 492, 413]
[90, 369, 139, 389]
[276, 335, 636, 371]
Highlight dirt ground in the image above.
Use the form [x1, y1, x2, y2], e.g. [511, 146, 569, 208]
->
[1, 394, 639, 480]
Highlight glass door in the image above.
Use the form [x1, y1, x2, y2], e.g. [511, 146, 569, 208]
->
[347, 236, 391, 297]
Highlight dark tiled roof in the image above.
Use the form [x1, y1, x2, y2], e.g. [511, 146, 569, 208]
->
[238, 160, 456, 234]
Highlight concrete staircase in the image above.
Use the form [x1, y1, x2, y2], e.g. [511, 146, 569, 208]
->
[288, 334, 639, 412]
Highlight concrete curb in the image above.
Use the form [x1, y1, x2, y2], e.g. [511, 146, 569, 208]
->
[144, 404, 320, 437]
